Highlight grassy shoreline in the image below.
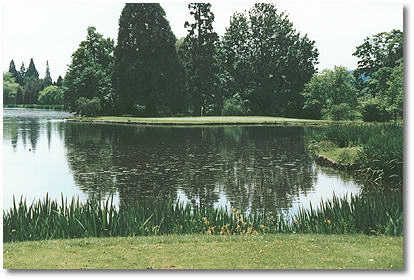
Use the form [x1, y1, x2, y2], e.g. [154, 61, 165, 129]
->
[68, 115, 353, 126]
[3, 234, 403, 270]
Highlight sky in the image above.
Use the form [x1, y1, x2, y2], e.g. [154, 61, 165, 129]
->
[1, 0, 404, 81]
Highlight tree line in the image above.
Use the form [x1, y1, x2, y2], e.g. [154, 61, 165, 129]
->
[3, 3, 403, 122]
[3, 58, 64, 106]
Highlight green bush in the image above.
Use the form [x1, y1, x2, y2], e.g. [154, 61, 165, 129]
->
[222, 94, 246, 116]
[38, 85, 64, 105]
[303, 100, 323, 119]
[75, 97, 102, 117]
[325, 103, 356, 120]
[361, 98, 391, 122]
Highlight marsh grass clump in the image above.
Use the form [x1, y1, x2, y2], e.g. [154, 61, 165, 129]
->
[3, 191, 402, 243]
[306, 123, 403, 190]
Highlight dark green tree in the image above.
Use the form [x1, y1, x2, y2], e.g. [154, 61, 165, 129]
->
[220, 3, 319, 116]
[353, 29, 403, 88]
[21, 59, 41, 104]
[302, 66, 358, 120]
[25, 58, 39, 79]
[43, 60, 53, 87]
[19, 63, 26, 86]
[8, 60, 21, 85]
[112, 3, 185, 116]
[181, 3, 220, 116]
[3, 72, 21, 104]
[64, 26, 114, 114]
[56, 75, 63, 87]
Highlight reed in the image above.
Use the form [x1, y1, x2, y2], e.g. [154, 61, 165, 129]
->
[306, 122, 403, 190]
[3, 191, 402, 243]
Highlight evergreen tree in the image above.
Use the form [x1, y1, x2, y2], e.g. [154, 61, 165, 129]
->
[113, 3, 185, 116]
[182, 3, 220, 116]
[19, 63, 26, 86]
[8, 60, 21, 85]
[25, 58, 39, 79]
[43, 60, 53, 87]
[56, 75, 63, 87]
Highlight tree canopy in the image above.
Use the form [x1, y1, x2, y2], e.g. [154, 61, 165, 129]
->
[112, 3, 184, 116]
[64, 26, 114, 114]
[180, 3, 220, 116]
[3, 72, 21, 104]
[219, 3, 319, 116]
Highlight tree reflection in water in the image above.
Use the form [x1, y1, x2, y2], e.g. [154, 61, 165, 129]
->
[64, 124, 316, 214]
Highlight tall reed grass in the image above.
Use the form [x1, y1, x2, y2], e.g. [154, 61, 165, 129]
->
[306, 123, 403, 190]
[3, 192, 402, 243]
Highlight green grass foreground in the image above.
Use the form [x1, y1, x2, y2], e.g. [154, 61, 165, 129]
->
[3, 234, 403, 270]
[69, 115, 347, 126]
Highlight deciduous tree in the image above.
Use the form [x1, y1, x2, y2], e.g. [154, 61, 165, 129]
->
[64, 26, 114, 113]
[220, 3, 319, 116]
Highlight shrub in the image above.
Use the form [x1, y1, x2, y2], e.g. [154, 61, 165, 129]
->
[361, 98, 391, 122]
[75, 97, 102, 117]
[303, 99, 323, 119]
[222, 94, 246, 116]
[38, 85, 64, 105]
[325, 103, 356, 120]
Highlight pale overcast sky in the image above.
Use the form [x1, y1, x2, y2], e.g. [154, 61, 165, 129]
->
[1, 0, 404, 81]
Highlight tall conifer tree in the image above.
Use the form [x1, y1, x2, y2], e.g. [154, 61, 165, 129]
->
[182, 3, 220, 116]
[8, 60, 20, 84]
[43, 60, 53, 87]
[25, 58, 39, 79]
[19, 63, 26, 86]
[113, 3, 184, 115]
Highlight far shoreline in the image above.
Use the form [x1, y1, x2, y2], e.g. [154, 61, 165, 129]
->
[67, 115, 358, 127]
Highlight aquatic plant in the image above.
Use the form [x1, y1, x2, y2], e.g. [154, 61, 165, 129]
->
[3, 191, 402, 243]
[306, 122, 403, 190]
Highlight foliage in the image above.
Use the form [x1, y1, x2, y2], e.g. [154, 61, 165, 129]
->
[222, 94, 247, 116]
[302, 66, 358, 120]
[56, 75, 63, 87]
[306, 123, 403, 191]
[75, 97, 102, 117]
[8, 60, 21, 85]
[64, 26, 114, 114]
[113, 3, 184, 116]
[181, 3, 220, 116]
[25, 58, 39, 80]
[38, 85, 64, 105]
[383, 59, 404, 119]
[353, 29, 403, 85]
[3, 191, 402, 243]
[22, 76, 43, 104]
[3, 72, 21, 104]
[219, 3, 319, 116]
[325, 103, 356, 121]
[360, 98, 391, 122]
[43, 60, 53, 88]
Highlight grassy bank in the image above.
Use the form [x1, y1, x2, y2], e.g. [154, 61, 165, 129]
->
[3, 234, 403, 270]
[4, 192, 402, 243]
[68, 115, 349, 126]
[306, 123, 403, 191]
[3, 104, 65, 110]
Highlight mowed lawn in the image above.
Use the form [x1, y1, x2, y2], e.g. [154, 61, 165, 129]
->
[3, 234, 403, 270]
[70, 115, 346, 126]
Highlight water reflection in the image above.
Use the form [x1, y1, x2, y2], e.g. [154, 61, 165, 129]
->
[3, 109, 361, 215]
[63, 124, 318, 214]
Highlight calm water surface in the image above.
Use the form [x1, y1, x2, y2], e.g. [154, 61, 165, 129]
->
[3, 108, 361, 216]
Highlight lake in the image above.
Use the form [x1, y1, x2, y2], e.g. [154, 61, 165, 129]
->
[2, 108, 360, 216]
